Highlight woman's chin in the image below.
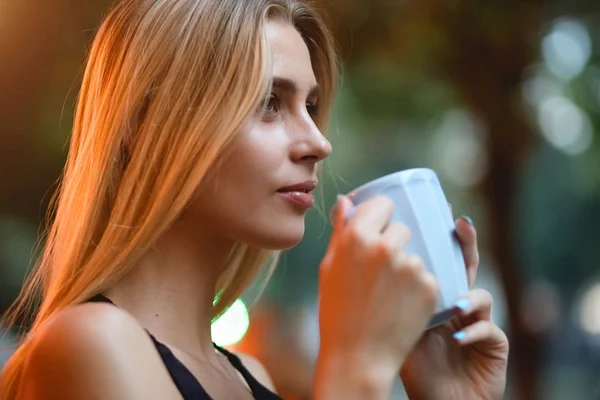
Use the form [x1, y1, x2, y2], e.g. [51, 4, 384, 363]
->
[244, 226, 305, 250]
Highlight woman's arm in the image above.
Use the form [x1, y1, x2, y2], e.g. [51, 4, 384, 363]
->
[20, 303, 181, 400]
[312, 350, 396, 400]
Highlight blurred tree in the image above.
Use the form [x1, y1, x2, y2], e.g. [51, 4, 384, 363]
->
[435, 3, 542, 400]
[0, 0, 110, 310]
[318, 1, 544, 398]
[3, 0, 600, 398]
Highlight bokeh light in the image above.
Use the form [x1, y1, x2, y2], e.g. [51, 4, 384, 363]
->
[542, 18, 592, 81]
[211, 299, 250, 347]
[537, 96, 593, 155]
[432, 109, 488, 187]
[579, 283, 600, 335]
[522, 70, 564, 107]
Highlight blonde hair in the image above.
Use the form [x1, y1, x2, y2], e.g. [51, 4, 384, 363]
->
[0, 0, 337, 397]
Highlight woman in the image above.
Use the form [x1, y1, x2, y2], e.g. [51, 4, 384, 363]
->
[0, 0, 509, 399]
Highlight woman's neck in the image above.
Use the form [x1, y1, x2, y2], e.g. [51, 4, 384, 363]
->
[105, 219, 236, 357]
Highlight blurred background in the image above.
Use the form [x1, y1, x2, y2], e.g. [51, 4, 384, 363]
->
[1, 0, 600, 399]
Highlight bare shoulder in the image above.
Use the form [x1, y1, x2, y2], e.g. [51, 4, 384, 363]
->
[235, 352, 277, 393]
[21, 302, 180, 400]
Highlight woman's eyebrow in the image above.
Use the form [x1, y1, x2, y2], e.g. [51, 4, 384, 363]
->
[272, 77, 319, 98]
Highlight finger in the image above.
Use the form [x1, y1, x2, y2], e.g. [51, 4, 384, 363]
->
[455, 216, 479, 288]
[381, 222, 411, 254]
[351, 195, 395, 235]
[321, 195, 353, 269]
[332, 195, 353, 236]
[395, 254, 439, 307]
[452, 289, 493, 321]
[419, 268, 440, 311]
[451, 320, 507, 347]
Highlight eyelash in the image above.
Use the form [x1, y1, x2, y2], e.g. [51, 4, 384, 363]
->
[261, 94, 319, 120]
[262, 94, 280, 115]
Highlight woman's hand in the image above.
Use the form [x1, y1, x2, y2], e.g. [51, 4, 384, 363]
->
[400, 217, 509, 400]
[314, 195, 439, 399]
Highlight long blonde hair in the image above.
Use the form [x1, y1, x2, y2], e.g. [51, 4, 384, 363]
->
[0, 0, 337, 396]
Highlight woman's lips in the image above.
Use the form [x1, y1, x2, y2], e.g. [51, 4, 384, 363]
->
[276, 180, 317, 210]
[277, 191, 315, 209]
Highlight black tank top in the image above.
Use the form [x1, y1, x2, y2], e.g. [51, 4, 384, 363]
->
[87, 294, 282, 400]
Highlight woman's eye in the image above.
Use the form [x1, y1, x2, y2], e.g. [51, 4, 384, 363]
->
[262, 94, 279, 114]
[306, 102, 319, 118]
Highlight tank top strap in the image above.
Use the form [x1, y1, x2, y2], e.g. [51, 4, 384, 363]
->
[85, 294, 281, 399]
[213, 344, 280, 399]
[86, 294, 210, 398]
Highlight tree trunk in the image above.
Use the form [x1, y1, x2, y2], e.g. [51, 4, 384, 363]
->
[436, 2, 543, 399]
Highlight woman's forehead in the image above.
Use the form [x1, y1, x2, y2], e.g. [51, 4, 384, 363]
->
[265, 20, 318, 94]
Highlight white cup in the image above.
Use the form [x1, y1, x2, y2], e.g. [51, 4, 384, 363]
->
[332, 168, 469, 328]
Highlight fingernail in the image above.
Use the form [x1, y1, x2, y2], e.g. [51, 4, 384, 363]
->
[460, 216, 474, 226]
[336, 194, 343, 203]
[453, 331, 467, 341]
[454, 298, 471, 311]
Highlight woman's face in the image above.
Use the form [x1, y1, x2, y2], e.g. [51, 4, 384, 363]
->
[189, 20, 332, 250]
